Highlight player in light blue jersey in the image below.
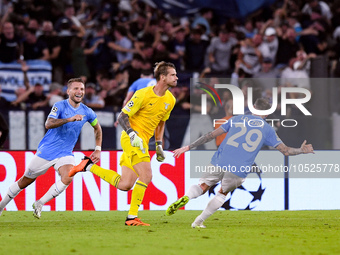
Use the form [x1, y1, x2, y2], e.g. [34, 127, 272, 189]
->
[166, 98, 314, 228]
[0, 78, 102, 218]
[122, 69, 156, 107]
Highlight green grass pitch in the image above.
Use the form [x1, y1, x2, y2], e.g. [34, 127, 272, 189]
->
[0, 210, 339, 255]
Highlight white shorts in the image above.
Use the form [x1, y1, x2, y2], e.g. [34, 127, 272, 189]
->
[199, 164, 245, 194]
[24, 155, 75, 179]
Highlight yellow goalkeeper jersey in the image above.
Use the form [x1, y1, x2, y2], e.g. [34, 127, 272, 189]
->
[122, 86, 176, 143]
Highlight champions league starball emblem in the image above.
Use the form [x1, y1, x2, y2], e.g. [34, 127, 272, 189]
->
[208, 171, 265, 210]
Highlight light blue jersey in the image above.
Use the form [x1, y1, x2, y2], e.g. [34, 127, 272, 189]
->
[211, 115, 282, 178]
[36, 99, 97, 160]
[128, 78, 157, 93]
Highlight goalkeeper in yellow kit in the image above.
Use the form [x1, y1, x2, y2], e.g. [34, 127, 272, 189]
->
[69, 61, 177, 226]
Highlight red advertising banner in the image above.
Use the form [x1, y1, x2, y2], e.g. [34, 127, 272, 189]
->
[0, 151, 185, 211]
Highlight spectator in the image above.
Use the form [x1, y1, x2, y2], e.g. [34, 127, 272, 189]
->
[238, 35, 263, 75]
[83, 82, 105, 109]
[331, 0, 340, 29]
[230, 60, 253, 87]
[302, 0, 332, 21]
[53, 19, 74, 84]
[161, 20, 175, 42]
[254, 33, 268, 56]
[75, 2, 97, 32]
[84, 23, 113, 80]
[168, 27, 186, 71]
[27, 18, 40, 35]
[138, 43, 154, 64]
[38, 21, 61, 62]
[96, 3, 115, 31]
[281, 57, 311, 91]
[293, 50, 316, 75]
[97, 74, 111, 95]
[192, 8, 213, 36]
[11, 82, 47, 110]
[137, 19, 159, 46]
[254, 57, 281, 97]
[205, 28, 238, 76]
[237, 19, 256, 39]
[287, 13, 303, 37]
[47, 82, 64, 107]
[70, 36, 90, 81]
[152, 40, 178, 64]
[54, 4, 84, 35]
[14, 21, 25, 42]
[299, 17, 328, 55]
[38, 20, 62, 82]
[0, 21, 20, 63]
[0, 0, 12, 18]
[23, 28, 49, 61]
[103, 72, 129, 110]
[276, 27, 300, 67]
[261, 27, 279, 63]
[123, 54, 143, 86]
[184, 28, 209, 72]
[108, 25, 133, 65]
[128, 12, 148, 40]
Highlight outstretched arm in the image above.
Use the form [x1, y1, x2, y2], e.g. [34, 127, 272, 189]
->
[276, 140, 314, 156]
[173, 127, 225, 158]
[45, 115, 84, 129]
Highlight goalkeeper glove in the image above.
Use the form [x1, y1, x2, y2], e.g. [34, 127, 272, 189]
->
[156, 141, 165, 162]
[127, 129, 144, 151]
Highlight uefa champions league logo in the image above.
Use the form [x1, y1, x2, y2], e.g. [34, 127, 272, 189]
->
[208, 171, 265, 210]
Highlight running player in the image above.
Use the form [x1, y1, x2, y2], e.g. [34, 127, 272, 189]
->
[0, 78, 102, 218]
[166, 98, 314, 228]
[69, 62, 177, 226]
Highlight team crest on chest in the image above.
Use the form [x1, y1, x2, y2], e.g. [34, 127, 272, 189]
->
[164, 103, 170, 109]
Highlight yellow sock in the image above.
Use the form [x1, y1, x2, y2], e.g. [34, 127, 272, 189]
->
[90, 164, 121, 188]
[128, 180, 147, 217]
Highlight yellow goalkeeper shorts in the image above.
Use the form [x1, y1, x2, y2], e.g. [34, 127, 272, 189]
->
[119, 131, 150, 173]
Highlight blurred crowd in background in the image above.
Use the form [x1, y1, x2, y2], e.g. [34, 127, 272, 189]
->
[0, 0, 339, 149]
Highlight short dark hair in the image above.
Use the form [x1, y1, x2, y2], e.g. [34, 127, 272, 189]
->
[254, 98, 272, 110]
[154, 61, 175, 81]
[26, 28, 37, 35]
[200, 7, 212, 15]
[141, 68, 153, 76]
[191, 28, 203, 35]
[115, 25, 127, 36]
[95, 23, 105, 33]
[67, 77, 84, 88]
